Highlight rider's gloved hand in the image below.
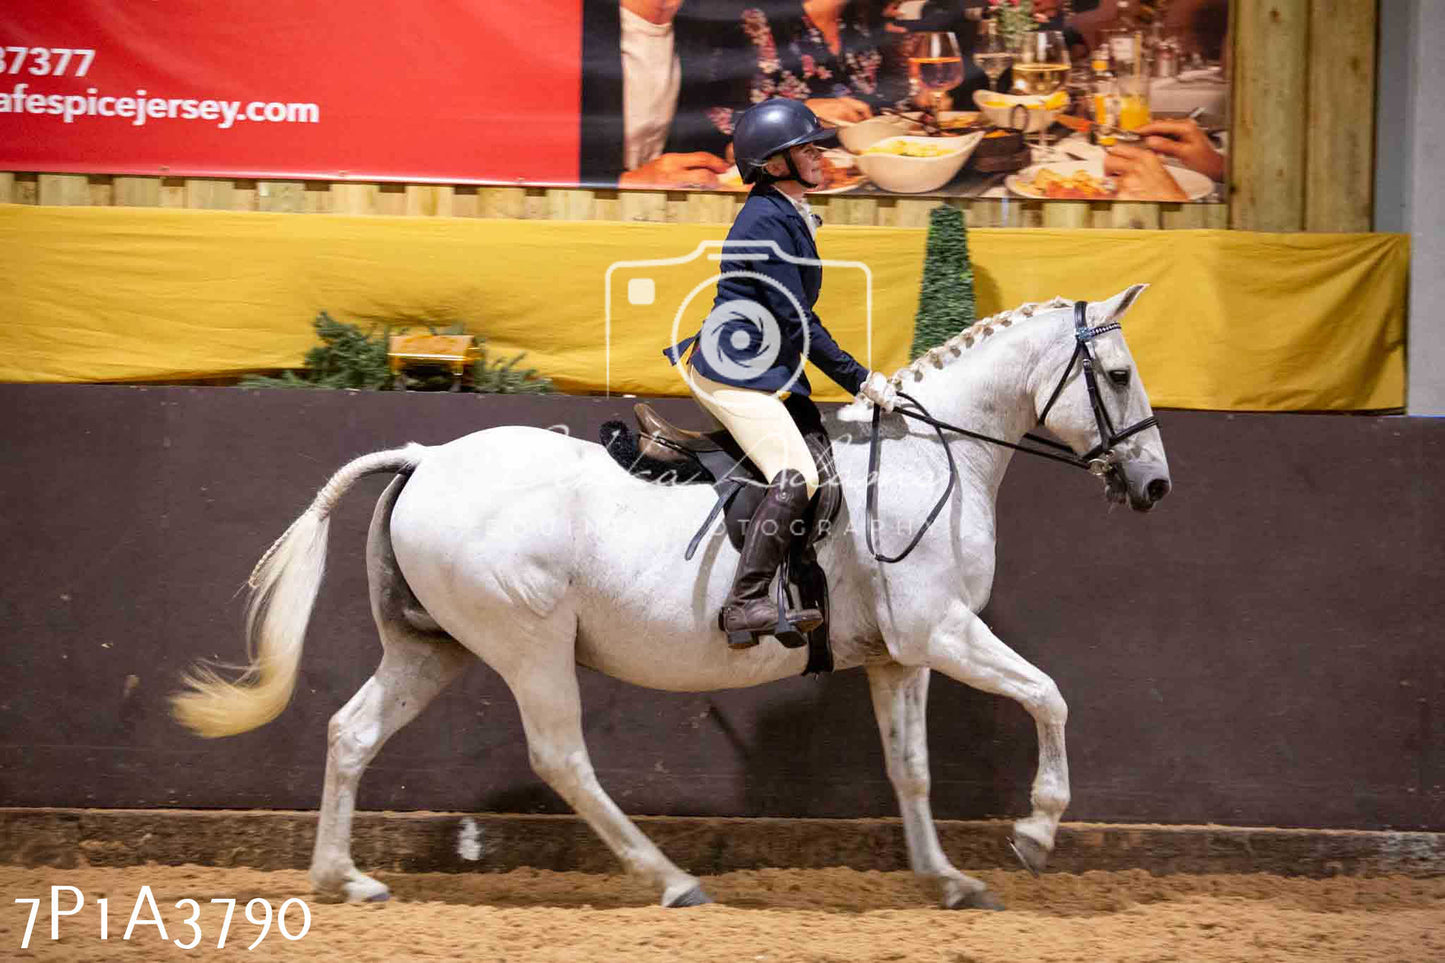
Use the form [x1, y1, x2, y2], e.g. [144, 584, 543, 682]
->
[858, 371, 898, 412]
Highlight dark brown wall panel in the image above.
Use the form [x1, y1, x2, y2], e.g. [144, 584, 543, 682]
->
[0, 386, 1439, 830]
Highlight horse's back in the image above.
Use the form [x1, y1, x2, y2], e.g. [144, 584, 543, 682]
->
[388, 425, 712, 620]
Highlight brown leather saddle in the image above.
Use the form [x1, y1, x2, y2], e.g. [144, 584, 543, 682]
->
[599, 397, 841, 674]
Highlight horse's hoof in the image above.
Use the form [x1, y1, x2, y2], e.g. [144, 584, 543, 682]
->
[342, 877, 392, 904]
[1009, 835, 1049, 877]
[664, 885, 714, 908]
[948, 888, 1006, 911]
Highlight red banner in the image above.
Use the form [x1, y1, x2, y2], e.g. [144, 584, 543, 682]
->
[3, 2, 1230, 202]
[0, 0, 583, 184]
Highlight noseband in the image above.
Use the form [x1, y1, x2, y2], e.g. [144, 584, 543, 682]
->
[866, 301, 1160, 562]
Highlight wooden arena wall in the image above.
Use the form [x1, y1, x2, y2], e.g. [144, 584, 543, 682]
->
[0, 0, 1376, 232]
[0, 386, 1438, 832]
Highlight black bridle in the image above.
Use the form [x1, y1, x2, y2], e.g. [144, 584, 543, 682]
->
[865, 301, 1160, 563]
[1038, 301, 1161, 463]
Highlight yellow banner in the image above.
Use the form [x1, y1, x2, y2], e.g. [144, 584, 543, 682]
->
[0, 205, 1408, 410]
[967, 228, 1409, 411]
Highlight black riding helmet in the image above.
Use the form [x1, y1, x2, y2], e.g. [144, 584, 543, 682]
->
[734, 98, 838, 186]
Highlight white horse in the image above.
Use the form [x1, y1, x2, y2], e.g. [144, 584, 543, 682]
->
[172, 284, 1169, 911]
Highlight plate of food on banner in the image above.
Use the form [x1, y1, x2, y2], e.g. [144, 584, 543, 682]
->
[1006, 159, 1215, 201]
[716, 149, 867, 194]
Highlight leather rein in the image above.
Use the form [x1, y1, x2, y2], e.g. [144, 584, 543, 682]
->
[865, 301, 1159, 563]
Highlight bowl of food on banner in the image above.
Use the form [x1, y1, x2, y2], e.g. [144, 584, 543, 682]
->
[972, 89, 1068, 134]
[851, 133, 984, 193]
[716, 150, 867, 194]
[834, 114, 919, 153]
[1005, 159, 1215, 200]
[832, 110, 981, 152]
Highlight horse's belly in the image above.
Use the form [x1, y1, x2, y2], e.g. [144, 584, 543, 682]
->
[570, 555, 814, 691]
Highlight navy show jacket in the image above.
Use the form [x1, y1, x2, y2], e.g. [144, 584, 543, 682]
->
[662, 184, 870, 397]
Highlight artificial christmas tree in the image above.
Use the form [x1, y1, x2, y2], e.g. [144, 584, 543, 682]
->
[909, 205, 977, 360]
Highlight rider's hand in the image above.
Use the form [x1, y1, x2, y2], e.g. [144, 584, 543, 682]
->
[1136, 118, 1226, 182]
[858, 371, 898, 412]
[805, 97, 873, 125]
[619, 152, 732, 189]
[1104, 144, 1188, 202]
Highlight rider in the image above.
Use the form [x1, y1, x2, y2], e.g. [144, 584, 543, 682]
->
[662, 98, 898, 649]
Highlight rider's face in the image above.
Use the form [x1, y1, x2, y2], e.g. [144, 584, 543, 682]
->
[787, 143, 825, 189]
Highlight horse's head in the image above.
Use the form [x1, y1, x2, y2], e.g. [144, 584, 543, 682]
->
[1034, 284, 1171, 512]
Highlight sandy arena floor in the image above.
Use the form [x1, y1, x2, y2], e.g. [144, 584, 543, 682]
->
[1, 865, 1441, 962]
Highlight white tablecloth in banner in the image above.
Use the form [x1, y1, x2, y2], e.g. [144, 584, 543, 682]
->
[1146, 68, 1229, 120]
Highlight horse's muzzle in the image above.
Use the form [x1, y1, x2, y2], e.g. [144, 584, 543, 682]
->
[1127, 474, 1171, 513]
[1111, 458, 1170, 513]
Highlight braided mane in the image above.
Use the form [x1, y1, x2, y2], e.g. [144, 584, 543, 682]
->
[889, 296, 1074, 386]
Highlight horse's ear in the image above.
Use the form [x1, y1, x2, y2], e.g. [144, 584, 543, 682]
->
[1092, 284, 1149, 325]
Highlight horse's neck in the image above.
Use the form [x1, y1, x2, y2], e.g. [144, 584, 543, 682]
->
[898, 315, 1054, 494]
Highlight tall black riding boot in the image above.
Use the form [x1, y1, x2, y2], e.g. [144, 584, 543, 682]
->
[719, 469, 824, 649]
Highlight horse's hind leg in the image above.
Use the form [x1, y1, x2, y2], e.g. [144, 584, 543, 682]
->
[309, 630, 471, 902]
[310, 474, 473, 902]
[867, 663, 1003, 910]
[478, 615, 712, 908]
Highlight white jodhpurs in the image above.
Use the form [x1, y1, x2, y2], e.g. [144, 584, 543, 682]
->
[687, 367, 820, 499]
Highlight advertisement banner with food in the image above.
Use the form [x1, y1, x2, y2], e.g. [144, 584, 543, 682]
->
[2, 0, 1228, 204]
[593, 0, 1230, 204]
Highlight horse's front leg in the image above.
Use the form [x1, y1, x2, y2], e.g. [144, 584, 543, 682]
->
[914, 604, 1070, 874]
[866, 663, 1004, 910]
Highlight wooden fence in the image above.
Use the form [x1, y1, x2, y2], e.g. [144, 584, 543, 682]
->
[1231, 0, 1378, 232]
[0, 1, 1375, 232]
[0, 172, 1226, 229]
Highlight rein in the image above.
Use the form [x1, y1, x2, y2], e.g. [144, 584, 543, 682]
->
[866, 301, 1159, 563]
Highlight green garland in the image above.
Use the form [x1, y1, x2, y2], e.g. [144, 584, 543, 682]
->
[908, 205, 976, 361]
[241, 311, 553, 393]
[241, 312, 391, 390]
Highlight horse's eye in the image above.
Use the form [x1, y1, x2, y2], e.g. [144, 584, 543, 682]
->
[1108, 368, 1131, 387]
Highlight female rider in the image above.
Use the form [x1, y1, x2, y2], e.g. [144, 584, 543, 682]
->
[662, 98, 897, 649]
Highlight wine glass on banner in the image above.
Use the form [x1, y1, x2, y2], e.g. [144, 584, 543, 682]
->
[1014, 30, 1071, 148]
[974, 19, 1012, 94]
[909, 31, 963, 128]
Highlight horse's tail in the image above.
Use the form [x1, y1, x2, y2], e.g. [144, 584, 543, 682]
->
[170, 444, 427, 738]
